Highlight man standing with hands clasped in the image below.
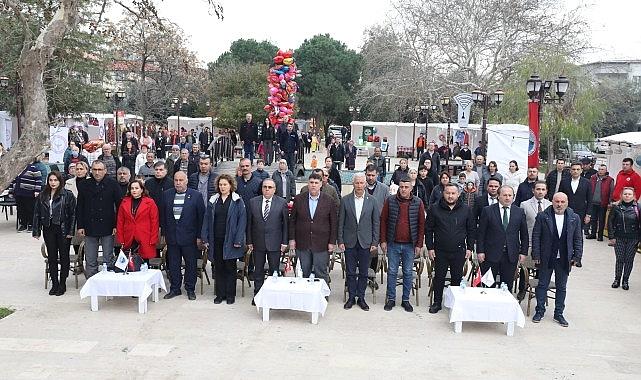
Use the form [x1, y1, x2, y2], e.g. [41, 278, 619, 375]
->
[380, 177, 425, 312]
[425, 183, 476, 314]
[476, 185, 529, 289]
[531, 192, 583, 327]
[338, 173, 380, 311]
[246, 179, 289, 301]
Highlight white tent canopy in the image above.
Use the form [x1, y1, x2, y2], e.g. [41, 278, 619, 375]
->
[167, 116, 212, 132]
[597, 132, 641, 173]
[349, 121, 529, 173]
[599, 131, 641, 146]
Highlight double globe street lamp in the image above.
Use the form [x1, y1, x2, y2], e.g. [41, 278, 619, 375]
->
[105, 89, 126, 154]
[471, 89, 504, 156]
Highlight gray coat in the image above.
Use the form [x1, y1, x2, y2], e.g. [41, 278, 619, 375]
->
[338, 192, 380, 249]
[520, 196, 552, 245]
[246, 195, 289, 252]
[367, 181, 389, 213]
[272, 170, 296, 202]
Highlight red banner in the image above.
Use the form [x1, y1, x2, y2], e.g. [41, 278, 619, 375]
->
[528, 101, 540, 168]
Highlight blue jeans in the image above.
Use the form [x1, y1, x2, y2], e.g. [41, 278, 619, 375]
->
[386, 242, 414, 302]
[243, 141, 254, 163]
[535, 259, 569, 316]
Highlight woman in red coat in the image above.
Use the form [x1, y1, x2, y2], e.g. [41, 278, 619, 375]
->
[116, 179, 159, 260]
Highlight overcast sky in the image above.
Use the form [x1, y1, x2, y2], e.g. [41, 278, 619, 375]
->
[138, 0, 640, 65]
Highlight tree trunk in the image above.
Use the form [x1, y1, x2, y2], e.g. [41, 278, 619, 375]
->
[0, 0, 80, 191]
[546, 131, 555, 174]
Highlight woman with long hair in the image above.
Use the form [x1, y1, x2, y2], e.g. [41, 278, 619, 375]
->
[429, 171, 451, 205]
[408, 168, 427, 208]
[32, 171, 76, 296]
[65, 161, 89, 256]
[116, 179, 159, 261]
[607, 187, 640, 290]
[503, 160, 525, 194]
[486, 160, 503, 189]
[122, 141, 137, 175]
[202, 174, 247, 305]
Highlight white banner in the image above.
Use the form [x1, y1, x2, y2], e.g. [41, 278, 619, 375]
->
[454, 93, 473, 129]
[49, 125, 69, 164]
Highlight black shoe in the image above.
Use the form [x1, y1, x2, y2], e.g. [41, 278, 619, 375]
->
[612, 279, 620, 288]
[226, 297, 235, 304]
[17, 225, 27, 232]
[401, 301, 413, 312]
[516, 289, 526, 302]
[251, 299, 256, 306]
[586, 235, 596, 240]
[597, 237, 604, 242]
[622, 281, 630, 290]
[163, 291, 181, 299]
[428, 303, 442, 314]
[532, 312, 544, 323]
[213, 296, 225, 304]
[357, 299, 370, 311]
[48, 286, 58, 296]
[187, 291, 196, 300]
[55, 283, 66, 296]
[384, 300, 395, 311]
[574, 260, 582, 268]
[554, 314, 569, 327]
[344, 299, 355, 309]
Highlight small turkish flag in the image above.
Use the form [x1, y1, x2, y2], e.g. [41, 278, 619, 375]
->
[472, 267, 482, 287]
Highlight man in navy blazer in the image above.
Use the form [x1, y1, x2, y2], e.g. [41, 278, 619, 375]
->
[160, 171, 205, 300]
[530, 192, 583, 327]
[477, 185, 529, 288]
[559, 162, 592, 253]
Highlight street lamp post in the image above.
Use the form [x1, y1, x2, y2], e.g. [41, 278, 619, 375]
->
[526, 74, 569, 166]
[440, 96, 453, 167]
[411, 105, 421, 160]
[171, 97, 187, 134]
[471, 89, 504, 156]
[105, 89, 126, 155]
[0, 75, 23, 138]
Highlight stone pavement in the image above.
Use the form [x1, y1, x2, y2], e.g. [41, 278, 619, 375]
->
[1, 172, 641, 379]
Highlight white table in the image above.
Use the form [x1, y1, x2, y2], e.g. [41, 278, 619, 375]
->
[79, 270, 167, 314]
[254, 277, 331, 324]
[443, 286, 526, 336]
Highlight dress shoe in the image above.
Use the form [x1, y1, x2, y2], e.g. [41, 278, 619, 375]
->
[384, 300, 395, 311]
[585, 235, 596, 240]
[251, 299, 256, 306]
[597, 237, 604, 242]
[516, 289, 526, 302]
[213, 296, 225, 304]
[401, 301, 413, 312]
[428, 303, 442, 314]
[357, 299, 370, 311]
[612, 279, 620, 288]
[344, 299, 355, 309]
[532, 312, 544, 323]
[226, 297, 235, 304]
[622, 281, 630, 290]
[187, 291, 196, 300]
[554, 314, 569, 327]
[55, 283, 66, 296]
[574, 260, 582, 268]
[163, 291, 181, 300]
[48, 286, 58, 296]
[17, 225, 27, 233]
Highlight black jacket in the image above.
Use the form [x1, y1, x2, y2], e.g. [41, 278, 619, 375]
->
[76, 177, 122, 237]
[607, 201, 641, 240]
[390, 167, 409, 186]
[426, 199, 475, 252]
[188, 171, 218, 204]
[240, 122, 258, 143]
[145, 176, 174, 209]
[330, 143, 345, 163]
[514, 179, 536, 206]
[559, 177, 592, 219]
[545, 169, 571, 200]
[262, 126, 276, 141]
[173, 158, 198, 177]
[280, 130, 299, 153]
[32, 189, 76, 238]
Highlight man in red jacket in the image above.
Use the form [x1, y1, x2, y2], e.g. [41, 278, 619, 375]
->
[612, 158, 641, 202]
[588, 164, 614, 241]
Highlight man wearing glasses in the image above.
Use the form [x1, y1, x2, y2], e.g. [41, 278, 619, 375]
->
[246, 179, 289, 302]
[76, 160, 122, 277]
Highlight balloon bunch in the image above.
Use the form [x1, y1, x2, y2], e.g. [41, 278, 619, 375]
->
[264, 49, 301, 127]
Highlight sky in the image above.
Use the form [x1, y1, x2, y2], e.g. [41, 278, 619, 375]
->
[114, 0, 641, 65]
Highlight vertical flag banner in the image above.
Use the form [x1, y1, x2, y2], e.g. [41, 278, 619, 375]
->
[528, 101, 540, 168]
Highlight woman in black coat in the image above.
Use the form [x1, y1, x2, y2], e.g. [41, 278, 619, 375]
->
[121, 141, 137, 175]
[607, 187, 641, 290]
[33, 171, 76, 296]
[324, 156, 342, 190]
[429, 171, 451, 205]
[390, 158, 410, 186]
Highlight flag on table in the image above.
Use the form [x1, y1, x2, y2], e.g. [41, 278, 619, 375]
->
[115, 251, 128, 271]
[481, 268, 495, 287]
[472, 267, 482, 287]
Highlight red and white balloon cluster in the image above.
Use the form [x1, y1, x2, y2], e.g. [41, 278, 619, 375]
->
[264, 49, 301, 127]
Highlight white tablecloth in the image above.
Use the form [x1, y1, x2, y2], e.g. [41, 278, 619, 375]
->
[443, 286, 526, 327]
[80, 270, 167, 306]
[254, 277, 331, 316]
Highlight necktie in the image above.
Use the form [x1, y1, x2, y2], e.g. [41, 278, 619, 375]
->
[538, 200, 542, 213]
[263, 199, 270, 221]
[502, 206, 509, 230]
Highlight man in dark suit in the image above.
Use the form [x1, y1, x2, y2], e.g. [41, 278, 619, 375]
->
[545, 158, 570, 200]
[559, 162, 592, 254]
[477, 185, 529, 288]
[247, 179, 289, 297]
[531, 192, 583, 327]
[338, 173, 380, 311]
[514, 167, 539, 206]
[473, 177, 501, 227]
[289, 173, 338, 284]
[160, 171, 205, 300]
[418, 142, 441, 181]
